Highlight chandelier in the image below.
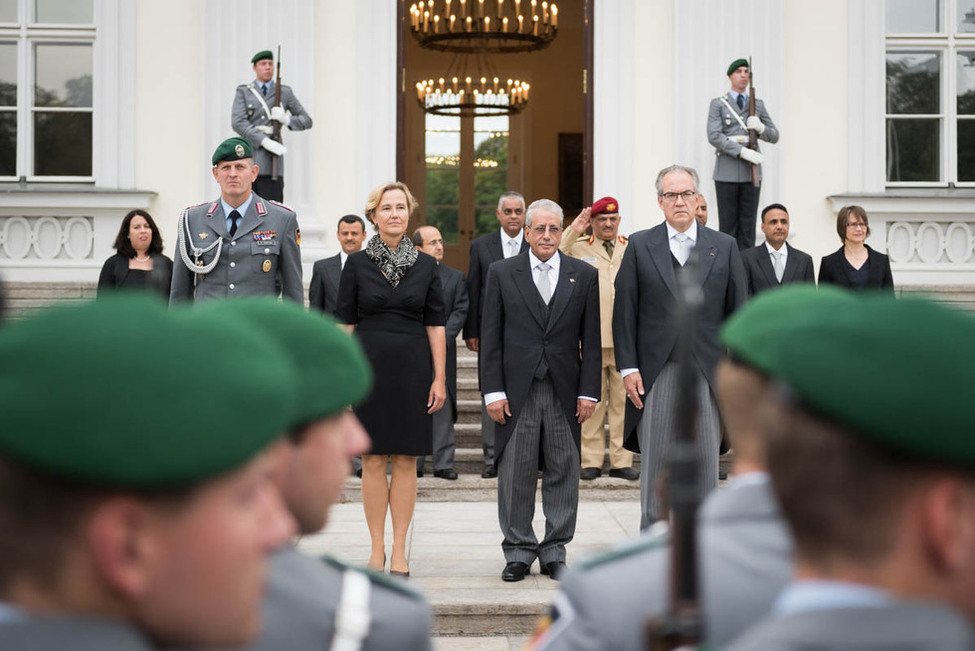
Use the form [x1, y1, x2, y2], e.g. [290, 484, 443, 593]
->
[416, 74, 529, 116]
[408, 0, 558, 54]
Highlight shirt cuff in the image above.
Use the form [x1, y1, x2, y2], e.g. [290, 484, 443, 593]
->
[620, 368, 640, 378]
[578, 396, 598, 403]
[484, 391, 507, 406]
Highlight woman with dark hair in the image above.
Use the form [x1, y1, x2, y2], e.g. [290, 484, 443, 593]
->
[98, 209, 174, 299]
[818, 205, 894, 294]
[336, 181, 446, 578]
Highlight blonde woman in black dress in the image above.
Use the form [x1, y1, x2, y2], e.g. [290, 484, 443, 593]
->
[337, 181, 446, 577]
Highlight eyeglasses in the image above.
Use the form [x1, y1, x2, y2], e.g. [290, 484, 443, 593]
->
[847, 222, 867, 230]
[530, 225, 563, 235]
[659, 190, 698, 203]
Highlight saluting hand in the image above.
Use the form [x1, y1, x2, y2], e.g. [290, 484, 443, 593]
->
[570, 207, 592, 234]
[427, 377, 446, 414]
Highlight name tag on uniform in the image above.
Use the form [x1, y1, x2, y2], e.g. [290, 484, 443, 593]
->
[253, 230, 278, 244]
[582, 257, 597, 263]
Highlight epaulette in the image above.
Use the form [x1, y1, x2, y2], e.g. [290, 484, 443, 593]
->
[320, 556, 426, 602]
[575, 530, 670, 572]
[268, 199, 296, 213]
[587, 235, 595, 246]
[618, 235, 628, 244]
[182, 200, 211, 211]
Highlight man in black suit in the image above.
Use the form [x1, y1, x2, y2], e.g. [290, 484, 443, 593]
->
[740, 204, 815, 295]
[309, 214, 367, 314]
[613, 164, 748, 530]
[413, 226, 469, 480]
[481, 199, 601, 583]
[464, 190, 529, 478]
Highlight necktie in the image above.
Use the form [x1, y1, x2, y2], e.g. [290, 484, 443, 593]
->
[537, 262, 552, 304]
[772, 250, 785, 282]
[229, 210, 241, 237]
[262, 83, 268, 96]
[603, 239, 615, 257]
[507, 240, 518, 258]
[674, 233, 690, 266]
[737, 94, 744, 110]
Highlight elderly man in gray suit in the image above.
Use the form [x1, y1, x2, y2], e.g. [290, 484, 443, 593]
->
[413, 225, 469, 480]
[707, 58, 779, 250]
[231, 49, 313, 202]
[726, 295, 975, 651]
[480, 199, 601, 582]
[613, 164, 747, 531]
[170, 137, 303, 304]
[531, 286, 853, 651]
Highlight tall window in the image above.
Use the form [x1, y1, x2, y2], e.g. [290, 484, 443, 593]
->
[0, 0, 94, 181]
[886, 0, 975, 185]
[424, 113, 509, 245]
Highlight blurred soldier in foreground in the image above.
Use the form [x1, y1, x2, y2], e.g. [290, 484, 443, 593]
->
[559, 197, 636, 481]
[727, 295, 975, 650]
[0, 295, 297, 649]
[530, 286, 852, 650]
[190, 299, 433, 651]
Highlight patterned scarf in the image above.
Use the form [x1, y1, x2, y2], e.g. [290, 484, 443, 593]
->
[364, 233, 418, 287]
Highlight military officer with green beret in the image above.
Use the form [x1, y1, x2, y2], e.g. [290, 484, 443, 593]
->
[530, 286, 855, 650]
[170, 136, 304, 303]
[232, 49, 313, 202]
[0, 295, 298, 649]
[725, 296, 975, 650]
[187, 298, 434, 651]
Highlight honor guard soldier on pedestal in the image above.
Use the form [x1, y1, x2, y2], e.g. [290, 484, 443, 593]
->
[707, 58, 779, 250]
[559, 196, 637, 481]
[231, 49, 313, 202]
[170, 137, 303, 304]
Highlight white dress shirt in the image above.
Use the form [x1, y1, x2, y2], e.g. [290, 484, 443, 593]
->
[221, 194, 255, 234]
[501, 229, 524, 258]
[765, 241, 788, 263]
[339, 250, 349, 270]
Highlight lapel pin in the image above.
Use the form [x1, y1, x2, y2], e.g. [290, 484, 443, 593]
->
[199, 233, 208, 239]
[569, 278, 576, 283]
[709, 251, 716, 256]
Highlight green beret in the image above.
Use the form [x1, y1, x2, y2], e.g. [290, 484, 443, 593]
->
[776, 295, 975, 467]
[251, 49, 273, 64]
[202, 298, 373, 427]
[720, 285, 856, 376]
[0, 294, 299, 489]
[212, 137, 253, 166]
[727, 58, 749, 76]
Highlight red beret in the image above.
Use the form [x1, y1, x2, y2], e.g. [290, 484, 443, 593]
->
[591, 196, 620, 217]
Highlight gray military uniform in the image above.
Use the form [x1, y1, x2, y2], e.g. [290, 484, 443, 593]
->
[707, 93, 779, 183]
[724, 601, 975, 651]
[240, 547, 433, 651]
[536, 476, 791, 650]
[170, 195, 303, 303]
[231, 81, 312, 177]
[0, 616, 154, 650]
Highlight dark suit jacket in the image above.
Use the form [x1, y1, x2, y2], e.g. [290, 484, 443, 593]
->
[308, 253, 342, 314]
[741, 242, 815, 296]
[480, 251, 601, 459]
[463, 230, 529, 341]
[613, 223, 747, 452]
[439, 263, 469, 421]
[97, 252, 173, 300]
[818, 245, 894, 294]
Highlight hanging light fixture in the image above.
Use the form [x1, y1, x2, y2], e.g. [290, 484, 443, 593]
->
[414, 51, 530, 116]
[409, 0, 558, 54]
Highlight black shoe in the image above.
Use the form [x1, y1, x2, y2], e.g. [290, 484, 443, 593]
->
[481, 466, 497, 479]
[608, 467, 640, 481]
[579, 467, 601, 480]
[434, 468, 458, 480]
[501, 561, 531, 582]
[417, 469, 424, 478]
[540, 561, 567, 581]
[354, 468, 362, 478]
[719, 471, 728, 480]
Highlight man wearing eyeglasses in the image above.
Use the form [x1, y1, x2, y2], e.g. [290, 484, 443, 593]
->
[480, 199, 601, 583]
[707, 58, 779, 250]
[613, 165, 747, 530]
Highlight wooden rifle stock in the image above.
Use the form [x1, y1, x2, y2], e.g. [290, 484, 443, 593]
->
[645, 260, 704, 651]
[748, 59, 760, 188]
[271, 45, 282, 180]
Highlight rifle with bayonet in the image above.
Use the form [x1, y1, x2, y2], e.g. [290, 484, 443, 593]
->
[645, 255, 705, 651]
[747, 57, 760, 188]
[271, 45, 282, 181]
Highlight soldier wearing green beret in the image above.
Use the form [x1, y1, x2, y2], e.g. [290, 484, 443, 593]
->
[170, 136, 304, 303]
[707, 57, 779, 250]
[184, 298, 433, 651]
[231, 49, 313, 202]
[0, 295, 298, 649]
[531, 286, 854, 650]
[726, 296, 975, 650]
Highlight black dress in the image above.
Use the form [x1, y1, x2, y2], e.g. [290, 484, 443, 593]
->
[336, 250, 446, 456]
[97, 252, 174, 300]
